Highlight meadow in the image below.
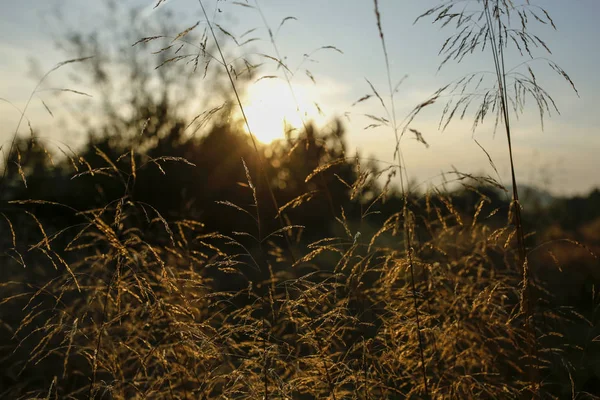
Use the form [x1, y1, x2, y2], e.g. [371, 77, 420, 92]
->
[1, 0, 599, 398]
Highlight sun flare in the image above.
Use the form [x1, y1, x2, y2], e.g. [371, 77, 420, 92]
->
[241, 79, 322, 144]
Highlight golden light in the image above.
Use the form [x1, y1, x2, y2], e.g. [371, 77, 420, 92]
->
[241, 78, 322, 144]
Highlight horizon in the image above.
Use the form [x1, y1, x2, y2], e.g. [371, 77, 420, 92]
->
[1, 0, 598, 196]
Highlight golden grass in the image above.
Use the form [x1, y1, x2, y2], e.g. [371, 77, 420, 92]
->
[0, 1, 597, 399]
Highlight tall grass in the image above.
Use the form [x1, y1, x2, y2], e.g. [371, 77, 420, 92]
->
[413, 1, 579, 395]
[0, 1, 595, 399]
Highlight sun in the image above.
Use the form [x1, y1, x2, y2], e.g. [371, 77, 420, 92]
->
[241, 79, 321, 144]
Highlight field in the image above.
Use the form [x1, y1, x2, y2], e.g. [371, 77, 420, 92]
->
[1, 1, 599, 398]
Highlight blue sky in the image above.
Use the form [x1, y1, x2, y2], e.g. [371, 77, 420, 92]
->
[1, 0, 599, 195]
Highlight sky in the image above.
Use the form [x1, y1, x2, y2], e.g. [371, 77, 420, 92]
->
[1, 0, 599, 196]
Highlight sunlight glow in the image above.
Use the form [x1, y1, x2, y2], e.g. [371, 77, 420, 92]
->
[241, 78, 323, 144]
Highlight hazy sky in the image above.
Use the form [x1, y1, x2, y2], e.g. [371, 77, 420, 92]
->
[1, 0, 599, 195]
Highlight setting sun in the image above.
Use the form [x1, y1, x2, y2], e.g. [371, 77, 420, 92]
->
[241, 78, 322, 144]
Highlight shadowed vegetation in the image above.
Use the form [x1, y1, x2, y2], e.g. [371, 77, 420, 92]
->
[1, 1, 598, 399]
